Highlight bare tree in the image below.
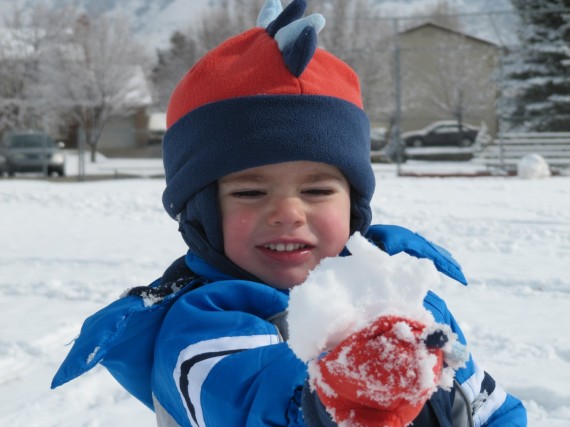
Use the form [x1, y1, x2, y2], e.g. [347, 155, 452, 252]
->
[0, 4, 75, 135]
[424, 40, 497, 127]
[432, 45, 488, 123]
[0, 29, 32, 134]
[0, 5, 30, 123]
[43, 13, 151, 162]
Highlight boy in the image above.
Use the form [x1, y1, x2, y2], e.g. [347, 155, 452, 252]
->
[52, 1, 527, 426]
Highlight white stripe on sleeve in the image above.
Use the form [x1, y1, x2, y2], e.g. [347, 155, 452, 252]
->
[174, 334, 279, 427]
[461, 360, 507, 427]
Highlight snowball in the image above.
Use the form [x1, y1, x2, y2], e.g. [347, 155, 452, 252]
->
[287, 233, 441, 362]
[517, 153, 551, 179]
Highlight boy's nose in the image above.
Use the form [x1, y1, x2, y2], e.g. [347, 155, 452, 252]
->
[268, 197, 306, 227]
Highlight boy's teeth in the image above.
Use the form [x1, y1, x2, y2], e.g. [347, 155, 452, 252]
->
[265, 243, 306, 252]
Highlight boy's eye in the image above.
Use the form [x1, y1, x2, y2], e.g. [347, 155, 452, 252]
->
[302, 188, 335, 196]
[231, 190, 266, 198]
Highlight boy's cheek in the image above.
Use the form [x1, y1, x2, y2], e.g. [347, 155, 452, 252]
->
[223, 214, 251, 242]
[222, 204, 255, 228]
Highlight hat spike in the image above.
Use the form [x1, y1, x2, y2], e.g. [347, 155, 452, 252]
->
[264, 0, 325, 77]
[257, 0, 283, 29]
[266, 0, 307, 37]
[274, 13, 325, 52]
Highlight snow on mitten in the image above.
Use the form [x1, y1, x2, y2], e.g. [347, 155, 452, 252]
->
[311, 315, 448, 427]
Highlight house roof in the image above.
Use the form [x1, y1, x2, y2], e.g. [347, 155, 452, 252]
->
[121, 66, 153, 108]
[148, 112, 167, 132]
[399, 21, 499, 47]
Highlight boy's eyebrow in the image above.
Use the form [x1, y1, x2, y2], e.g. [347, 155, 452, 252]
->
[219, 172, 346, 185]
[219, 174, 267, 184]
[302, 173, 347, 183]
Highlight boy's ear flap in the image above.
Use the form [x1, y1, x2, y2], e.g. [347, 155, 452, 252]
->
[350, 188, 372, 235]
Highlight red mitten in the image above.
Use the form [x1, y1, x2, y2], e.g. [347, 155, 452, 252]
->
[312, 315, 446, 427]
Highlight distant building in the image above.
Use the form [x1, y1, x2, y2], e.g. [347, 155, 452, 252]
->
[94, 66, 156, 158]
[395, 22, 500, 136]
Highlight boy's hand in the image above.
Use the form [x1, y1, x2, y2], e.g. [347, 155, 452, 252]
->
[311, 315, 447, 427]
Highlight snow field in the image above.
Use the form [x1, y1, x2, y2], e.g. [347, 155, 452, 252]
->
[0, 164, 569, 426]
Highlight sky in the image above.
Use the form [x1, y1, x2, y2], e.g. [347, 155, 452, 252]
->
[0, 154, 568, 426]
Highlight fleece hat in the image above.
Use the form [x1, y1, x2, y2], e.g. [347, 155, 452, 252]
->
[162, 0, 375, 279]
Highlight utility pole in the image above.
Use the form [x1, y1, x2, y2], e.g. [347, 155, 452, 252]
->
[497, 47, 506, 170]
[392, 17, 403, 176]
[78, 130, 86, 181]
[488, 11, 506, 170]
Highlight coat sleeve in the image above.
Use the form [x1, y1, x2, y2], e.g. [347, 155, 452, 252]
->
[151, 280, 308, 427]
[425, 291, 527, 427]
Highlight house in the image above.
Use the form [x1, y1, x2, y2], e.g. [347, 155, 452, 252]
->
[394, 22, 500, 137]
[93, 66, 158, 158]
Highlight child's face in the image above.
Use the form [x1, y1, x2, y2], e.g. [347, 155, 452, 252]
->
[218, 161, 351, 289]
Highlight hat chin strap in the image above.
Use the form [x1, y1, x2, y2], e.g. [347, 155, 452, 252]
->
[350, 187, 373, 236]
[178, 183, 261, 283]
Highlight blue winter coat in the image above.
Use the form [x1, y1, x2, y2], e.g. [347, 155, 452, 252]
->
[51, 225, 527, 426]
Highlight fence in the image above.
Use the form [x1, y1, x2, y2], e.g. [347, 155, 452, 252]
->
[473, 132, 570, 173]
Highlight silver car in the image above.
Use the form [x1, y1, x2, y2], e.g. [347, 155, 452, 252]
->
[0, 131, 66, 176]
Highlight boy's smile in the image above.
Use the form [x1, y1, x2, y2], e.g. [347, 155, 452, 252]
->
[218, 161, 351, 289]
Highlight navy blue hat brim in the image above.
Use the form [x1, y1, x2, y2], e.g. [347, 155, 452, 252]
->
[162, 94, 375, 229]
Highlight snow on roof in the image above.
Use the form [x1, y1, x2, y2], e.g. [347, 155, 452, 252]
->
[121, 66, 153, 107]
[148, 112, 167, 131]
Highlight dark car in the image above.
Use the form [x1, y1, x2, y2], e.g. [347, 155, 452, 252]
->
[402, 121, 479, 148]
[369, 127, 407, 163]
[0, 131, 66, 176]
[370, 127, 387, 151]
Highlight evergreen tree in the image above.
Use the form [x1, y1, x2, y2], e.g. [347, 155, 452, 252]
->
[503, 0, 570, 131]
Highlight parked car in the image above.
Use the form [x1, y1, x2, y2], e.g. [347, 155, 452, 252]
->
[369, 127, 407, 163]
[370, 126, 387, 151]
[0, 131, 65, 176]
[402, 121, 479, 148]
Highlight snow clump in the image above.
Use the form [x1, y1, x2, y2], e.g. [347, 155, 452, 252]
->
[517, 153, 551, 179]
[287, 232, 442, 362]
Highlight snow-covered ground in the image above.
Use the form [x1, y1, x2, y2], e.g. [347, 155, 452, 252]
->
[0, 158, 569, 426]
